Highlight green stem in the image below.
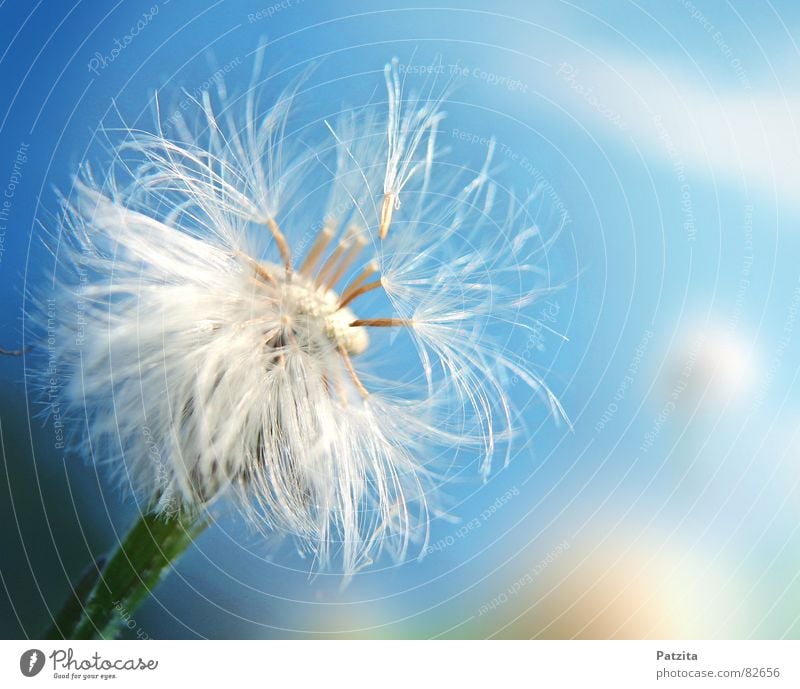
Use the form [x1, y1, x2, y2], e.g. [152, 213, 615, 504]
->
[44, 557, 106, 640]
[51, 509, 207, 640]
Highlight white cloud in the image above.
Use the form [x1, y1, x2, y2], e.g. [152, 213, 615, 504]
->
[553, 59, 800, 202]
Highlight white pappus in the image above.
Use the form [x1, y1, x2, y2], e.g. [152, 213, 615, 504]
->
[42, 55, 565, 573]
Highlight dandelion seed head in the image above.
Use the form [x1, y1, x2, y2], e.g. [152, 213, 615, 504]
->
[36, 55, 564, 573]
[264, 264, 369, 355]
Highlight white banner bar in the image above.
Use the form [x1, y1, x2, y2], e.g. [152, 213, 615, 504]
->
[1, 640, 798, 688]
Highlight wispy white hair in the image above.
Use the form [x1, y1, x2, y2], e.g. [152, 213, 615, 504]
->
[41, 54, 564, 573]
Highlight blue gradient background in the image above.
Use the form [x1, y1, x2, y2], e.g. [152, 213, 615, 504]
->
[2, 0, 800, 638]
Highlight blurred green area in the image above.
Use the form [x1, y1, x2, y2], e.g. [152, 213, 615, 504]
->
[0, 388, 107, 639]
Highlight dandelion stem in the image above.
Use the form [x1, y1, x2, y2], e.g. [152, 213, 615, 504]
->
[237, 252, 276, 285]
[49, 509, 207, 640]
[325, 232, 367, 289]
[378, 192, 395, 239]
[315, 239, 349, 287]
[338, 279, 382, 309]
[299, 222, 335, 276]
[339, 347, 369, 397]
[339, 261, 379, 304]
[44, 558, 106, 640]
[350, 318, 411, 328]
[266, 217, 292, 272]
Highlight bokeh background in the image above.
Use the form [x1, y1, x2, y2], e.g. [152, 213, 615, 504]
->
[2, 0, 800, 639]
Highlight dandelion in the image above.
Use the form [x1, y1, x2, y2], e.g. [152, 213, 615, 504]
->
[41, 53, 563, 638]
